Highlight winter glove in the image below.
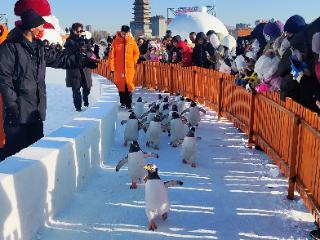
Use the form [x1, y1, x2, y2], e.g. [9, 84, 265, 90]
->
[6, 105, 19, 126]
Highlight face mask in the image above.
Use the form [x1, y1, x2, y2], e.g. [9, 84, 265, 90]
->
[34, 29, 44, 40]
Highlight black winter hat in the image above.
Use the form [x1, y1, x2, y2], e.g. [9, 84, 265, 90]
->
[284, 15, 306, 35]
[121, 25, 130, 33]
[196, 32, 206, 42]
[20, 9, 46, 30]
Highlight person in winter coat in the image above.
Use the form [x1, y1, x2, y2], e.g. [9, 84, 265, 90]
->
[64, 22, 93, 111]
[192, 32, 216, 69]
[287, 17, 320, 112]
[108, 25, 139, 109]
[137, 37, 149, 63]
[278, 15, 307, 103]
[0, 24, 8, 156]
[172, 35, 193, 67]
[0, 10, 98, 161]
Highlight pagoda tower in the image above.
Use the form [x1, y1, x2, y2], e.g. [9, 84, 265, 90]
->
[130, 0, 152, 38]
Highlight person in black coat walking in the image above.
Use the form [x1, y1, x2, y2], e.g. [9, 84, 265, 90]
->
[192, 32, 216, 69]
[0, 10, 97, 161]
[64, 22, 93, 111]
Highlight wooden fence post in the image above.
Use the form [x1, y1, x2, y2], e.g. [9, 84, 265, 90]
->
[248, 92, 256, 148]
[287, 116, 301, 200]
[193, 70, 197, 100]
[169, 65, 174, 94]
[217, 77, 223, 120]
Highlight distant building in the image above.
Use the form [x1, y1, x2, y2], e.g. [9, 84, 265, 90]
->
[86, 25, 93, 33]
[236, 23, 251, 29]
[130, 0, 152, 38]
[151, 15, 167, 37]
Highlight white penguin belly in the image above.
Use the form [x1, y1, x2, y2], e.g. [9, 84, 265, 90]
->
[188, 107, 200, 126]
[124, 119, 139, 141]
[181, 137, 196, 161]
[128, 151, 147, 182]
[170, 119, 185, 142]
[146, 121, 161, 145]
[161, 109, 170, 125]
[145, 180, 170, 221]
[147, 113, 156, 124]
[178, 101, 185, 113]
[134, 103, 145, 118]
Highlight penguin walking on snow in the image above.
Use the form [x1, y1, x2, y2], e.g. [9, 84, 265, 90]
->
[181, 127, 197, 168]
[116, 141, 159, 189]
[181, 101, 206, 127]
[169, 112, 185, 147]
[144, 164, 183, 231]
[177, 96, 186, 114]
[146, 114, 162, 150]
[121, 112, 143, 146]
[134, 97, 145, 119]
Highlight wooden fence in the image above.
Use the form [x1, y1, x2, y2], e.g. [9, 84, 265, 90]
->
[93, 60, 320, 226]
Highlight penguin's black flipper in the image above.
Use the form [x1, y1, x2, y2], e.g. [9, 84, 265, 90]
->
[199, 108, 207, 114]
[115, 157, 128, 172]
[180, 108, 189, 116]
[121, 120, 127, 125]
[164, 180, 184, 188]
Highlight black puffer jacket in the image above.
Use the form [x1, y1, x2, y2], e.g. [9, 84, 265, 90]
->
[64, 33, 92, 89]
[0, 28, 82, 125]
[192, 35, 216, 69]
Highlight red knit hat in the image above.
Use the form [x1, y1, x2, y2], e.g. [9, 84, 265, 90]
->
[14, 0, 55, 29]
[14, 0, 51, 17]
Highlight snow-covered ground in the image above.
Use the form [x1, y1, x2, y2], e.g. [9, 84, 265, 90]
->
[35, 88, 315, 240]
[44, 68, 99, 135]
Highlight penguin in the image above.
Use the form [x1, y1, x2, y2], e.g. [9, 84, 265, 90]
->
[121, 112, 142, 146]
[146, 114, 162, 150]
[159, 96, 170, 113]
[134, 97, 145, 119]
[181, 127, 197, 168]
[116, 141, 159, 189]
[169, 112, 185, 147]
[156, 94, 163, 106]
[177, 96, 186, 114]
[144, 164, 183, 231]
[140, 106, 157, 130]
[181, 101, 206, 127]
[174, 92, 181, 105]
[160, 103, 170, 132]
[168, 104, 179, 121]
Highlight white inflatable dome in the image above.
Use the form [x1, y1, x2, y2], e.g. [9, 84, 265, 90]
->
[168, 12, 229, 41]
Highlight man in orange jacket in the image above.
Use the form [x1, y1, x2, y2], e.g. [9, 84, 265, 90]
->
[108, 25, 139, 109]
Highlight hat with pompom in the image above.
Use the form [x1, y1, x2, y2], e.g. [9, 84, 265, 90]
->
[14, 0, 54, 29]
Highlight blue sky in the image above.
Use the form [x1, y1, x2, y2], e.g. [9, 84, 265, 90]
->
[1, 0, 320, 33]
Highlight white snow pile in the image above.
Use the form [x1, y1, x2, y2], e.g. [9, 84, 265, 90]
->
[168, 12, 229, 41]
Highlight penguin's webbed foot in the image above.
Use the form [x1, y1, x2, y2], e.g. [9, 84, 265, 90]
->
[130, 182, 138, 189]
[162, 212, 168, 221]
[149, 221, 158, 231]
[191, 163, 197, 168]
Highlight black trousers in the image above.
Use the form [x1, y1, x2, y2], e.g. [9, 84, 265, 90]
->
[119, 85, 132, 109]
[0, 121, 44, 161]
[72, 86, 91, 109]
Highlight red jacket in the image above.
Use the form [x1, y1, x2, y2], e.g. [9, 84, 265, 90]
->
[176, 41, 193, 67]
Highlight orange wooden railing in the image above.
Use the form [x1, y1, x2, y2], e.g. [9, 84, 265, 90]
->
[93, 60, 320, 226]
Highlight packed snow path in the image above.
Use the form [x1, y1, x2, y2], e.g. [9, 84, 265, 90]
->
[36, 88, 315, 240]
